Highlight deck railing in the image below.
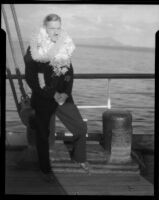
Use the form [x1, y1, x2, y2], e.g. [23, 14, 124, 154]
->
[6, 73, 155, 79]
[6, 73, 154, 110]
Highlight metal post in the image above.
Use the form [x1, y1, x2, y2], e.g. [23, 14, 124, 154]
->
[107, 79, 111, 109]
[102, 110, 133, 163]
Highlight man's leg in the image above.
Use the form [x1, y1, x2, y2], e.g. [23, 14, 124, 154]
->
[35, 109, 53, 173]
[49, 114, 56, 148]
[56, 103, 87, 163]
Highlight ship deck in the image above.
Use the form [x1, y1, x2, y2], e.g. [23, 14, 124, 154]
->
[5, 142, 154, 195]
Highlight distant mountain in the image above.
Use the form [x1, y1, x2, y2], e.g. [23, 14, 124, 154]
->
[10, 39, 154, 53]
[73, 37, 154, 52]
[74, 37, 124, 47]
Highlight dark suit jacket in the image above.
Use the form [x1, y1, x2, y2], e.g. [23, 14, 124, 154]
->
[24, 47, 74, 111]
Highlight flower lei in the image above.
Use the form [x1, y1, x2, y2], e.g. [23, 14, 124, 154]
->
[30, 27, 75, 76]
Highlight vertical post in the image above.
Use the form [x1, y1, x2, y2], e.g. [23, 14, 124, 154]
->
[107, 79, 111, 109]
[102, 110, 132, 163]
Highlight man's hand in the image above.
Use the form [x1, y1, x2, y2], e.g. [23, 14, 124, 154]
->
[54, 92, 68, 105]
[38, 73, 45, 88]
[54, 92, 61, 103]
[59, 93, 68, 103]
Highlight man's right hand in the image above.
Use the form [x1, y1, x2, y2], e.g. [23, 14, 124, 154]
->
[54, 92, 68, 105]
[54, 92, 61, 103]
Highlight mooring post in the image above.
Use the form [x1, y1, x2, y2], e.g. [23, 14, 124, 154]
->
[102, 109, 132, 163]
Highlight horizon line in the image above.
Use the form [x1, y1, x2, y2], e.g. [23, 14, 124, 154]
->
[10, 39, 155, 50]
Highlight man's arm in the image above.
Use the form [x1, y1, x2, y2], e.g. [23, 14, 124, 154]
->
[63, 63, 74, 97]
[55, 63, 74, 104]
[24, 47, 57, 99]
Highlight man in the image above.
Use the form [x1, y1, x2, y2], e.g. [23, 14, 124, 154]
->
[24, 14, 90, 182]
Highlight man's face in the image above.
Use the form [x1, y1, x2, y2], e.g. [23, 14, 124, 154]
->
[45, 20, 61, 42]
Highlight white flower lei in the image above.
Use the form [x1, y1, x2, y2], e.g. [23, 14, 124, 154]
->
[30, 27, 75, 76]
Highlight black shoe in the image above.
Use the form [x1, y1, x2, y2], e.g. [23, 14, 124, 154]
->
[71, 160, 92, 175]
[79, 162, 91, 172]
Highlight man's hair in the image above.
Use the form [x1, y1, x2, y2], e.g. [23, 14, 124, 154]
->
[43, 14, 61, 26]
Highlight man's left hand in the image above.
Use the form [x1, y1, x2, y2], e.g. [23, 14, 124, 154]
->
[59, 93, 68, 104]
[54, 92, 68, 105]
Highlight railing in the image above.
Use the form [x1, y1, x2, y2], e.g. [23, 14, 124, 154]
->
[6, 73, 155, 79]
[6, 73, 154, 109]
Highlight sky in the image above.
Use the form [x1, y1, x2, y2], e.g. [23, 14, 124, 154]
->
[2, 4, 159, 47]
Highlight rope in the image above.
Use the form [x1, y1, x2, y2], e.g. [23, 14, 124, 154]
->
[10, 4, 25, 57]
[2, 5, 27, 99]
[6, 61, 21, 114]
[10, 4, 30, 94]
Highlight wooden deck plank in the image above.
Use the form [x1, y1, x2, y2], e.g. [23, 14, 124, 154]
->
[54, 174, 143, 185]
[57, 185, 153, 196]
[5, 148, 154, 195]
[5, 168, 153, 195]
[5, 169, 67, 195]
[6, 144, 140, 175]
[58, 186, 153, 196]
[54, 174, 154, 195]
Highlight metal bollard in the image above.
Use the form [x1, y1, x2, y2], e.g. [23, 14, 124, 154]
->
[102, 109, 132, 163]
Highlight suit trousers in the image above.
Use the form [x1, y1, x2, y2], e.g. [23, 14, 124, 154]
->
[35, 102, 87, 173]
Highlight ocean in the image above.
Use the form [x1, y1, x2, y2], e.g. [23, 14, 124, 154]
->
[6, 41, 155, 138]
